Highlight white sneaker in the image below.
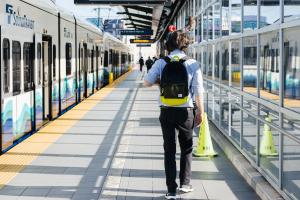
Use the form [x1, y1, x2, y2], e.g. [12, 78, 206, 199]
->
[165, 192, 177, 199]
[179, 184, 194, 193]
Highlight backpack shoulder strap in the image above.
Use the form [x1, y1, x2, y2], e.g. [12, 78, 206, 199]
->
[179, 56, 190, 64]
[163, 56, 171, 64]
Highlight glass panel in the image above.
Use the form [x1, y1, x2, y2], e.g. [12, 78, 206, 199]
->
[231, 39, 241, 88]
[208, 7, 213, 40]
[220, 87, 230, 133]
[261, 0, 280, 27]
[243, 98, 258, 116]
[284, 0, 300, 22]
[207, 45, 212, 79]
[243, 0, 257, 31]
[213, 85, 220, 125]
[283, 135, 300, 200]
[207, 82, 214, 118]
[3, 39, 10, 94]
[214, 43, 220, 80]
[214, 0, 221, 38]
[203, 11, 208, 41]
[230, 92, 242, 146]
[231, 0, 241, 33]
[259, 104, 280, 127]
[242, 111, 256, 161]
[12, 41, 21, 95]
[221, 42, 229, 85]
[283, 114, 300, 141]
[243, 36, 257, 95]
[283, 26, 300, 114]
[199, 16, 203, 42]
[260, 31, 280, 104]
[222, 0, 229, 36]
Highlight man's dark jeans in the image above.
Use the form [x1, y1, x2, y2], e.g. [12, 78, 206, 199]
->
[159, 107, 194, 193]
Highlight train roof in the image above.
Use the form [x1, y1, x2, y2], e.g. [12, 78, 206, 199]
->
[23, 0, 58, 15]
[104, 32, 129, 51]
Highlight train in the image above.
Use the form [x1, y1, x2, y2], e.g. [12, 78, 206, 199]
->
[0, 0, 133, 152]
[243, 33, 300, 99]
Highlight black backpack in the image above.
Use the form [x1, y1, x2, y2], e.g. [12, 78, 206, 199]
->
[160, 56, 189, 106]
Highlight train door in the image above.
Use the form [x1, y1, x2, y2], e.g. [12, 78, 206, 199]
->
[96, 46, 99, 90]
[1, 28, 14, 151]
[42, 36, 52, 121]
[34, 33, 43, 129]
[83, 44, 88, 98]
[1, 27, 35, 151]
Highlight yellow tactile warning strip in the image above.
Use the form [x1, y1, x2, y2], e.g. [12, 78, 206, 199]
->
[0, 71, 132, 188]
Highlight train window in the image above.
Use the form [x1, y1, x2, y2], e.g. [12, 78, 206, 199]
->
[81, 48, 84, 72]
[66, 43, 72, 76]
[104, 50, 108, 67]
[214, 44, 220, 80]
[91, 50, 94, 73]
[12, 41, 21, 95]
[53, 45, 56, 79]
[3, 39, 10, 94]
[37, 43, 42, 85]
[23, 42, 34, 92]
[96, 47, 99, 70]
[87, 49, 91, 73]
[109, 49, 113, 65]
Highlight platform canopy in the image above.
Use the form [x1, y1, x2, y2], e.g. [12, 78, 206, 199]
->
[74, 0, 186, 42]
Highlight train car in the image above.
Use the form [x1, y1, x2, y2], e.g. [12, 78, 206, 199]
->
[0, 0, 132, 153]
[76, 17, 103, 100]
[103, 33, 130, 81]
[0, 0, 59, 150]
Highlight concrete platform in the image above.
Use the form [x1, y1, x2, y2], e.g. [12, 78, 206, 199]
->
[0, 70, 260, 200]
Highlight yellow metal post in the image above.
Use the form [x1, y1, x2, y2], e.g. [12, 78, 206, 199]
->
[109, 72, 114, 85]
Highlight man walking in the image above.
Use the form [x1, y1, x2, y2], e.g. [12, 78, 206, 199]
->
[139, 57, 144, 72]
[143, 19, 204, 200]
[146, 56, 154, 73]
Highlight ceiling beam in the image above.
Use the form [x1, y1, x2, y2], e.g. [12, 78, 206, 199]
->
[124, 6, 153, 14]
[125, 23, 151, 29]
[117, 12, 152, 21]
[122, 18, 152, 26]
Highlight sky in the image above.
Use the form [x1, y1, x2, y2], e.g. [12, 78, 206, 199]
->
[56, 0, 122, 19]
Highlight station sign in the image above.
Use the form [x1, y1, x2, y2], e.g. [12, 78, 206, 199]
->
[136, 44, 151, 47]
[130, 39, 155, 44]
[120, 29, 153, 36]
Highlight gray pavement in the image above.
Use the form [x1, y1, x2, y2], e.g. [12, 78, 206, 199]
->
[0, 70, 260, 200]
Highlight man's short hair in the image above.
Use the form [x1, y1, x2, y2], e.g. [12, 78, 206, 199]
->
[165, 30, 191, 52]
